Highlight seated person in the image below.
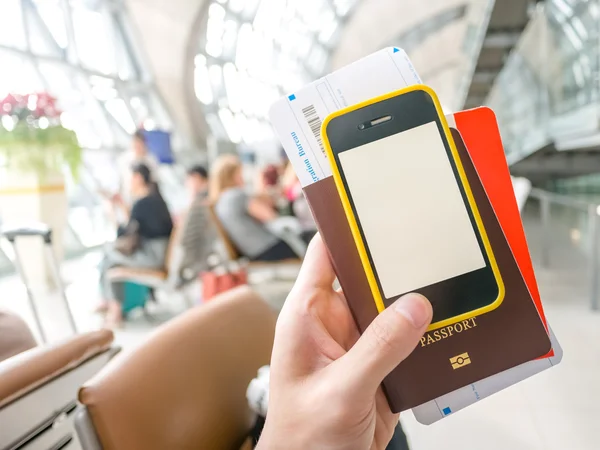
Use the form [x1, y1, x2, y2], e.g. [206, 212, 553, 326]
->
[186, 165, 209, 200]
[174, 165, 215, 279]
[99, 163, 173, 327]
[281, 161, 316, 244]
[210, 155, 298, 262]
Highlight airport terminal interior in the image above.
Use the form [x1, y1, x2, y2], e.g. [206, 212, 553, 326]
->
[1, 0, 600, 449]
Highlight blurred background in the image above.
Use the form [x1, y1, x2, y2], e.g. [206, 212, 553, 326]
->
[0, 1, 599, 449]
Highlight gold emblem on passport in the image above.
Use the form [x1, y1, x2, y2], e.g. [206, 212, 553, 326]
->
[450, 352, 471, 369]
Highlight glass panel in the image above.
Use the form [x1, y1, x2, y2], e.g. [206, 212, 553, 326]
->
[219, 107, 241, 143]
[32, 0, 68, 49]
[194, 54, 213, 105]
[0, 0, 27, 50]
[105, 98, 136, 133]
[197, 0, 340, 144]
[489, 0, 599, 162]
[333, 0, 357, 17]
[0, 0, 181, 259]
[71, 3, 116, 75]
[113, 22, 137, 81]
[0, 51, 44, 96]
[128, 94, 149, 124]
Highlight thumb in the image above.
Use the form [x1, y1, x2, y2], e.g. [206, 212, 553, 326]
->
[336, 293, 432, 395]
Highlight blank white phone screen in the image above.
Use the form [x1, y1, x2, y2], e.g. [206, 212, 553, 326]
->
[338, 121, 485, 298]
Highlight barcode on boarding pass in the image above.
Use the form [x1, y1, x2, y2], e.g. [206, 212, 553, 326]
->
[301, 105, 325, 156]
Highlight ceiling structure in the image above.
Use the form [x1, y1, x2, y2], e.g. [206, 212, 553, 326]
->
[188, 0, 494, 149]
[463, 0, 537, 109]
[331, 0, 490, 112]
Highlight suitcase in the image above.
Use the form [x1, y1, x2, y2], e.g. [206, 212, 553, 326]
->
[1, 223, 78, 343]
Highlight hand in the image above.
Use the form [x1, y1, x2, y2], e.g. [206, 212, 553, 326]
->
[258, 234, 432, 450]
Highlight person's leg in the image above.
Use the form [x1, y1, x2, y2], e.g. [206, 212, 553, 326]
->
[102, 239, 169, 327]
[301, 229, 317, 245]
[252, 240, 298, 262]
[386, 422, 410, 450]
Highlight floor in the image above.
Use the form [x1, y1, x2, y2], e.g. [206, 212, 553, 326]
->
[1, 206, 599, 450]
[401, 205, 600, 450]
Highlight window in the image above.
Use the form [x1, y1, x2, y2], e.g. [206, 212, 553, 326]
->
[194, 0, 359, 145]
[0, 0, 176, 254]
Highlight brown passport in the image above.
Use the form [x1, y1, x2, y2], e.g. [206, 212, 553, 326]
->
[303, 127, 551, 412]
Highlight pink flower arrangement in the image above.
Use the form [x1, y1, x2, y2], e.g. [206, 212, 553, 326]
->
[0, 92, 62, 127]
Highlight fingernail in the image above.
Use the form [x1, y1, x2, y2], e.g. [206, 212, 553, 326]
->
[394, 293, 431, 328]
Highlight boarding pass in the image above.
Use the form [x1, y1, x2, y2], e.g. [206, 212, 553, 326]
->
[413, 326, 563, 424]
[269, 47, 421, 186]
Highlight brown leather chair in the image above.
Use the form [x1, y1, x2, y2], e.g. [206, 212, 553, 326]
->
[106, 224, 196, 311]
[77, 286, 276, 450]
[0, 310, 36, 362]
[0, 329, 117, 449]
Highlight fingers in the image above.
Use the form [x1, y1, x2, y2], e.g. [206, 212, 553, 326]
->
[336, 293, 432, 395]
[294, 233, 337, 291]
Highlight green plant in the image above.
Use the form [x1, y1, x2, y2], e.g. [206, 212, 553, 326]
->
[0, 93, 82, 180]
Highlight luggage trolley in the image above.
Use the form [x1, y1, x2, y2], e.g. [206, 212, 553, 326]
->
[1, 223, 78, 343]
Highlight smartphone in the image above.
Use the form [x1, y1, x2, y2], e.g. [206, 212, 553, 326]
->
[322, 85, 504, 330]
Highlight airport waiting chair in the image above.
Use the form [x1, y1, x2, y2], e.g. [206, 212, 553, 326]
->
[75, 286, 276, 450]
[105, 223, 196, 313]
[0, 310, 37, 362]
[0, 329, 118, 450]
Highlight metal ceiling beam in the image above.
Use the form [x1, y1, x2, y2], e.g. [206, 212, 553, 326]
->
[387, 4, 468, 54]
[482, 30, 522, 49]
[461, 0, 533, 109]
[511, 149, 600, 178]
[471, 70, 497, 84]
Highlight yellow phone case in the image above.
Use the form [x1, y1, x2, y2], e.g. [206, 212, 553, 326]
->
[321, 84, 505, 331]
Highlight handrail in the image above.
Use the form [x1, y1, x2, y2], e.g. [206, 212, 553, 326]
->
[527, 186, 599, 311]
[529, 187, 597, 211]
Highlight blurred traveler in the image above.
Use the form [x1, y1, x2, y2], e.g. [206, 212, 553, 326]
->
[257, 234, 431, 449]
[116, 129, 160, 206]
[186, 165, 209, 200]
[0, 310, 36, 362]
[281, 161, 316, 244]
[99, 163, 173, 327]
[174, 165, 215, 279]
[255, 163, 286, 212]
[210, 155, 298, 261]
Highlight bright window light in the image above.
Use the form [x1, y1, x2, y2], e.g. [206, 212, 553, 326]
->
[554, 0, 573, 18]
[319, 19, 339, 43]
[206, 40, 223, 58]
[196, 0, 343, 144]
[32, 0, 68, 48]
[208, 65, 223, 91]
[223, 62, 241, 112]
[564, 23, 583, 50]
[72, 8, 114, 74]
[334, 0, 357, 17]
[195, 63, 213, 105]
[219, 108, 242, 143]
[1, 115, 15, 131]
[105, 98, 136, 134]
[235, 23, 253, 70]
[0, 0, 26, 49]
[571, 17, 588, 40]
[229, 0, 245, 13]
[209, 3, 226, 19]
